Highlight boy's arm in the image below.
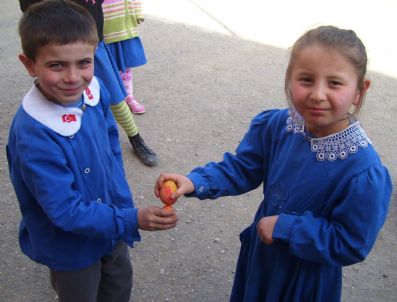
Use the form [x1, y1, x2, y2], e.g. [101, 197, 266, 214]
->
[11, 122, 139, 245]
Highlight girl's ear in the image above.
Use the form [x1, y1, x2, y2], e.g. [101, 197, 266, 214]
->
[353, 79, 371, 106]
[19, 54, 36, 77]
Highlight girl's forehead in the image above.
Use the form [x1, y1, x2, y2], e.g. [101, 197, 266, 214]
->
[292, 45, 359, 78]
[295, 45, 353, 67]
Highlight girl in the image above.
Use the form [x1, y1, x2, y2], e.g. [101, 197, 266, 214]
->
[155, 26, 392, 301]
[102, 0, 147, 114]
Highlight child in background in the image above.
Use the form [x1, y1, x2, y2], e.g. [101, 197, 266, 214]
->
[8, 1, 177, 301]
[155, 26, 392, 302]
[103, 0, 147, 115]
[19, 0, 158, 167]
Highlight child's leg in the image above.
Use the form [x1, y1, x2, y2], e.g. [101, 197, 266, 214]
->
[96, 241, 133, 302]
[50, 242, 133, 302]
[120, 68, 146, 114]
[111, 101, 158, 167]
[50, 261, 102, 302]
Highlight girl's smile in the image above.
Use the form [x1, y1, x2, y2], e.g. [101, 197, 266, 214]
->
[290, 44, 365, 137]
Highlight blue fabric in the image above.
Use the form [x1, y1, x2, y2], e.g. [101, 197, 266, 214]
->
[107, 37, 147, 72]
[6, 80, 141, 271]
[187, 109, 392, 302]
[94, 41, 127, 105]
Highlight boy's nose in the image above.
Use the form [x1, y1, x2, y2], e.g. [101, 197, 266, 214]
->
[64, 67, 79, 83]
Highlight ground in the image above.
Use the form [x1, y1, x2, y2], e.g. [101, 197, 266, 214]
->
[0, 1, 396, 301]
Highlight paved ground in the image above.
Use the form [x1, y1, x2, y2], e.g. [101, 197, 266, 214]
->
[0, 1, 396, 301]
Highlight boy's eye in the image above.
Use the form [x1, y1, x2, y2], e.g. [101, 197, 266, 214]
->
[330, 80, 342, 86]
[48, 62, 63, 69]
[79, 59, 92, 68]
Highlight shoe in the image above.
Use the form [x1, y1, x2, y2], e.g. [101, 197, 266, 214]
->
[126, 97, 145, 114]
[129, 133, 158, 167]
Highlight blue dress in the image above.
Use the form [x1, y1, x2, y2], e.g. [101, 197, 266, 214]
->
[94, 41, 127, 105]
[187, 109, 392, 302]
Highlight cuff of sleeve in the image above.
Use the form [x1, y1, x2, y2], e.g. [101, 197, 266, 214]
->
[121, 208, 141, 246]
[186, 172, 208, 199]
[273, 213, 298, 242]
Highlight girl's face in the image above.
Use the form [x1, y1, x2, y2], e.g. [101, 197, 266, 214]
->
[290, 44, 368, 137]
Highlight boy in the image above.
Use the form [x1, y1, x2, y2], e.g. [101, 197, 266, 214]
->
[20, 0, 159, 168]
[6, 1, 177, 301]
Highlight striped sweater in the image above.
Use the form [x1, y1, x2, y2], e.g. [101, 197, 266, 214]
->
[102, 0, 143, 44]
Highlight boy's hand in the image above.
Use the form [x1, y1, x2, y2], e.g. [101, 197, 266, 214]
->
[138, 206, 178, 231]
[155, 173, 195, 201]
[256, 215, 279, 245]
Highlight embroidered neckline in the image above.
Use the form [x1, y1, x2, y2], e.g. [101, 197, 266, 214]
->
[285, 110, 371, 161]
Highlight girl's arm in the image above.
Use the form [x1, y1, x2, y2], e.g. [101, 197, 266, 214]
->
[272, 165, 392, 266]
[187, 110, 278, 199]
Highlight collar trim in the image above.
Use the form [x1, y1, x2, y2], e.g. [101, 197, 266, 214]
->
[285, 109, 371, 161]
[23, 77, 100, 137]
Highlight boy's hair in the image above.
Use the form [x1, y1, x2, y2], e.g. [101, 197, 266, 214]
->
[284, 25, 368, 115]
[19, 0, 98, 61]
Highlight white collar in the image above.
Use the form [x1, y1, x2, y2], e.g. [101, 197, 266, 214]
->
[285, 109, 371, 161]
[22, 77, 100, 137]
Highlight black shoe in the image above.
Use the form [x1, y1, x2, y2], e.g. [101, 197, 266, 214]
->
[129, 133, 158, 167]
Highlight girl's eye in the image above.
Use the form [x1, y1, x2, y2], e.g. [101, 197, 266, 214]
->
[299, 77, 312, 84]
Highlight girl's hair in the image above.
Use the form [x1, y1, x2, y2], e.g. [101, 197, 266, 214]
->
[19, 0, 99, 61]
[284, 25, 368, 115]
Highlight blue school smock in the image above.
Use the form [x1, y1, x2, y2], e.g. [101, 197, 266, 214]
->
[6, 77, 141, 271]
[187, 109, 392, 302]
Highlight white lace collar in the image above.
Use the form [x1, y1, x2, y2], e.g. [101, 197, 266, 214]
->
[22, 77, 100, 137]
[285, 109, 371, 161]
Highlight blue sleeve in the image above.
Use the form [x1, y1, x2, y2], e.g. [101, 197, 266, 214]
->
[187, 110, 278, 199]
[99, 80, 126, 174]
[15, 125, 139, 245]
[273, 165, 392, 266]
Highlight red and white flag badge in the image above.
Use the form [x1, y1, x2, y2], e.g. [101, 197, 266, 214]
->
[85, 87, 94, 100]
[62, 113, 77, 123]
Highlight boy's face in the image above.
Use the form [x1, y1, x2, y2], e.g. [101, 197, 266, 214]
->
[19, 42, 95, 105]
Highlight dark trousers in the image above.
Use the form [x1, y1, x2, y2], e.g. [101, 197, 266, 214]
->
[50, 241, 133, 302]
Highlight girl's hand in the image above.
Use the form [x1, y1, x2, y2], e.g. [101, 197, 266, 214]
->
[137, 205, 178, 231]
[256, 215, 279, 245]
[155, 173, 195, 201]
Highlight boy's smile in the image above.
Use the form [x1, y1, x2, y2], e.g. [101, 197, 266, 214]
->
[20, 42, 95, 106]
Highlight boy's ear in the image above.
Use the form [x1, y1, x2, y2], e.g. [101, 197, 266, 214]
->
[363, 79, 371, 91]
[19, 54, 36, 77]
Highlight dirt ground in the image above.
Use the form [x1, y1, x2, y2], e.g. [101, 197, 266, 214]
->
[0, 1, 396, 301]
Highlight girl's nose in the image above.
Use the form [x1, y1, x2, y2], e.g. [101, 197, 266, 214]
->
[310, 83, 327, 102]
